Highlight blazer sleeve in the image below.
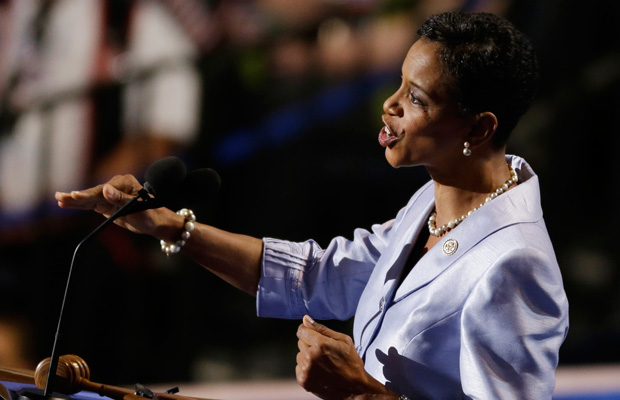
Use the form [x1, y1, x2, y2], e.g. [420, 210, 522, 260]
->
[256, 218, 396, 321]
[459, 247, 569, 399]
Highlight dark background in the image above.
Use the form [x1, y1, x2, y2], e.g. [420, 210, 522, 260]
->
[0, 0, 618, 385]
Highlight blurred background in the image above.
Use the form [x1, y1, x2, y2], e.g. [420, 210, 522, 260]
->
[0, 0, 618, 394]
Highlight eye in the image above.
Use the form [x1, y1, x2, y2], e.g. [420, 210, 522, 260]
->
[409, 92, 424, 106]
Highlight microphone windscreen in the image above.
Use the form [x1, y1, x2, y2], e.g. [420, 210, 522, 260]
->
[180, 168, 221, 203]
[143, 157, 187, 199]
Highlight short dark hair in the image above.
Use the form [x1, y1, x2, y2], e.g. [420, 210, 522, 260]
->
[417, 12, 539, 147]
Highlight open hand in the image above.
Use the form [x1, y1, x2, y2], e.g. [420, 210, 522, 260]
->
[55, 174, 173, 236]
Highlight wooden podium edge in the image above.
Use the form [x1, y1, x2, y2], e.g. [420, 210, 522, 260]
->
[0, 361, 221, 400]
[0, 367, 35, 385]
[1, 382, 12, 400]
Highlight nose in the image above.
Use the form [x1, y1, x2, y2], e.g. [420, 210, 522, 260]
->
[382, 88, 403, 117]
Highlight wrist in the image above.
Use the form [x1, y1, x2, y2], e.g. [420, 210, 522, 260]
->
[160, 208, 196, 255]
[152, 208, 185, 242]
[351, 371, 395, 398]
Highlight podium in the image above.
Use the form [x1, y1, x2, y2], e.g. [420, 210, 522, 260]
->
[1, 381, 105, 400]
[0, 355, 219, 400]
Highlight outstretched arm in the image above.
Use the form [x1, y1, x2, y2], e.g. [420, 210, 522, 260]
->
[55, 174, 263, 296]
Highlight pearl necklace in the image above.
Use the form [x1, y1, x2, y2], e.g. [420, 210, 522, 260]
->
[428, 165, 518, 237]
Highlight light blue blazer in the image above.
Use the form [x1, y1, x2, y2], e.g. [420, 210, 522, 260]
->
[257, 155, 569, 399]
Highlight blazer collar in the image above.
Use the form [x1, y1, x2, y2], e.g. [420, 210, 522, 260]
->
[392, 155, 543, 301]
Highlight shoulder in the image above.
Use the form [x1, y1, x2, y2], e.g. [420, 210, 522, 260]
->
[472, 219, 562, 285]
[465, 230, 567, 322]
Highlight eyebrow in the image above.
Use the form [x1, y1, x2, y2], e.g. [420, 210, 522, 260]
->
[409, 80, 434, 101]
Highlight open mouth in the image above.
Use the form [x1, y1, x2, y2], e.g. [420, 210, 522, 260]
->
[378, 123, 400, 148]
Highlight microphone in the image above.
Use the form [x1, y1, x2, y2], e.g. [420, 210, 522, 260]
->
[143, 156, 187, 201]
[114, 156, 187, 217]
[42, 157, 220, 398]
[176, 168, 222, 209]
[115, 157, 221, 217]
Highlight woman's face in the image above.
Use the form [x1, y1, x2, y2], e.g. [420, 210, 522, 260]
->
[380, 39, 473, 170]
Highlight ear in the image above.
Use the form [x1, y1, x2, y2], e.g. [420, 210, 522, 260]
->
[467, 112, 498, 147]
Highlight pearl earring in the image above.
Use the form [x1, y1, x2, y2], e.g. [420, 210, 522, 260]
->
[462, 142, 472, 156]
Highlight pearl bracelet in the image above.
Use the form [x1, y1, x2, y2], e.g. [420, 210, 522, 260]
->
[398, 395, 411, 400]
[160, 208, 196, 256]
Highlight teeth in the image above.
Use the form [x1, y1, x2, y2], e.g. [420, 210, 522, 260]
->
[385, 126, 394, 137]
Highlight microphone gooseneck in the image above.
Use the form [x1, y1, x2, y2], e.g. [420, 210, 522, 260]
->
[43, 157, 220, 397]
[43, 190, 149, 397]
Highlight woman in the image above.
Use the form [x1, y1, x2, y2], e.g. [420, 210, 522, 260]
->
[56, 11, 568, 400]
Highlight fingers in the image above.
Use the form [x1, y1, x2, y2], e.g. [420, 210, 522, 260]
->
[295, 352, 324, 395]
[55, 185, 105, 210]
[303, 314, 316, 326]
[303, 315, 348, 339]
[102, 183, 135, 207]
[295, 316, 385, 399]
[297, 315, 352, 346]
[105, 174, 142, 196]
[55, 174, 142, 212]
[297, 335, 311, 352]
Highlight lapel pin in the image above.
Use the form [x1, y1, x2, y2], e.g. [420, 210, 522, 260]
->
[442, 239, 458, 255]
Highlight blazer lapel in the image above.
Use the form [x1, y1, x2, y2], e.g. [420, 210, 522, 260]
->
[393, 173, 543, 302]
[354, 184, 435, 355]
[355, 155, 543, 356]
[380, 197, 435, 299]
